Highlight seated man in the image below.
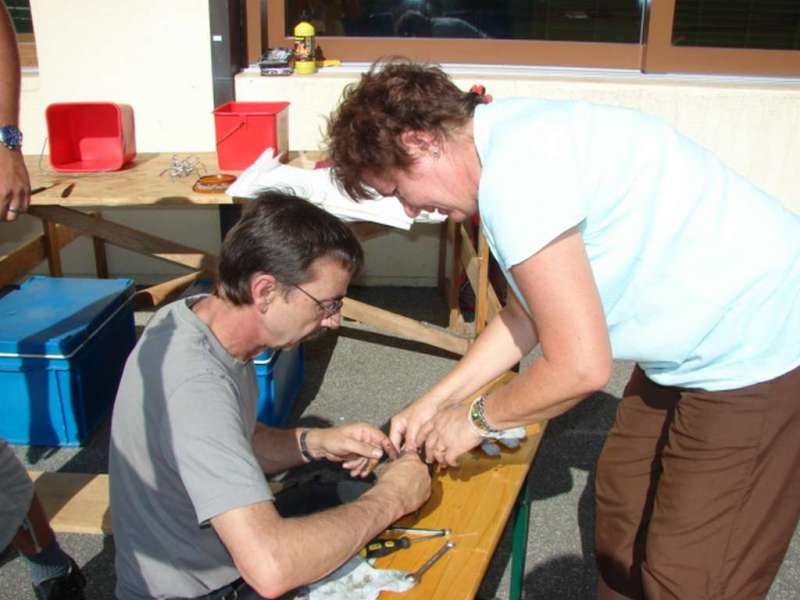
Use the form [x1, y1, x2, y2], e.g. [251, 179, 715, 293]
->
[109, 191, 431, 600]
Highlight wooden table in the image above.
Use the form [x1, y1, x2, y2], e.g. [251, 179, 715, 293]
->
[30, 372, 545, 600]
[5, 152, 503, 355]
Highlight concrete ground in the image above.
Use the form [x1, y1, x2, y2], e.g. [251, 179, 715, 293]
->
[2, 286, 799, 599]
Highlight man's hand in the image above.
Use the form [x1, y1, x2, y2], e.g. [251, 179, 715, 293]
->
[389, 394, 448, 453]
[417, 402, 483, 468]
[0, 148, 30, 221]
[373, 451, 431, 517]
[304, 423, 399, 478]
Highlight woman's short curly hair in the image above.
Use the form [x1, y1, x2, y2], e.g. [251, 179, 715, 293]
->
[325, 58, 483, 200]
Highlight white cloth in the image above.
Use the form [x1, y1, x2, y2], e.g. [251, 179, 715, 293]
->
[292, 556, 414, 600]
[226, 148, 447, 230]
[479, 426, 526, 456]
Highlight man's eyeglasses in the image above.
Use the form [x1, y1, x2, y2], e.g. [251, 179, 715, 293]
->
[292, 284, 344, 318]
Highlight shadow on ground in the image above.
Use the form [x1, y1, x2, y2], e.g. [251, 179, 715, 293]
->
[478, 391, 620, 600]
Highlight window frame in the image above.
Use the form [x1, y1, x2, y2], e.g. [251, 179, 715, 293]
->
[264, 0, 800, 77]
[266, 2, 642, 70]
[644, 0, 800, 76]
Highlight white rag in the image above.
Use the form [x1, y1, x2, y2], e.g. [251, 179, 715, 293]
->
[290, 555, 415, 599]
[479, 426, 527, 457]
[225, 148, 447, 230]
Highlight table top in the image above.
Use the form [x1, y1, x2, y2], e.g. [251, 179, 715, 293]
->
[25, 152, 240, 207]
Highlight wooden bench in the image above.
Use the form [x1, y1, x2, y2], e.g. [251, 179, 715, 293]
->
[374, 372, 545, 599]
[30, 372, 545, 599]
[29, 470, 112, 535]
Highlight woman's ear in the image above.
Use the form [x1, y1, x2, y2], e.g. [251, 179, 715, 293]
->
[251, 273, 278, 312]
[400, 129, 437, 155]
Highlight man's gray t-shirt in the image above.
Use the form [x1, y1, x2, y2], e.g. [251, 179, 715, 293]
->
[109, 296, 273, 599]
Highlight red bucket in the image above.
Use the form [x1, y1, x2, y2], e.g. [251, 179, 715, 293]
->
[45, 102, 136, 172]
[213, 101, 289, 170]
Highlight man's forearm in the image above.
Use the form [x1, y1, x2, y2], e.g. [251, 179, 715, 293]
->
[268, 485, 405, 589]
[214, 479, 409, 598]
[252, 423, 306, 473]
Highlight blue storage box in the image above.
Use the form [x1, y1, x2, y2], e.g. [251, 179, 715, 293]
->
[0, 276, 136, 446]
[254, 345, 304, 426]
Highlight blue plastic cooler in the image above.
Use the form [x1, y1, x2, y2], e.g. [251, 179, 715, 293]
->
[0, 276, 136, 446]
[254, 345, 304, 426]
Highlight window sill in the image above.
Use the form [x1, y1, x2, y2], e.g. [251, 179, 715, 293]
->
[241, 61, 800, 88]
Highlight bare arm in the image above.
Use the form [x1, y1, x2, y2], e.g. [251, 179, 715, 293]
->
[389, 290, 538, 450]
[482, 227, 611, 427]
[418, 227, 612, 466]
[211, 453, 430, 598]
[252, 422, 397, 476]
[427, 290, 538, 402]
[0, 2, 20, 123]
[0, 1, 30, 221]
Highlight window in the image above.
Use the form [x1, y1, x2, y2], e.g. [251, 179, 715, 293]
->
[7, 0, 36, 68]
[7, 0, 31, 33]
[261, 0, 800, 76]
[673, 1, 800, 50]
[287, 1, 644, 43]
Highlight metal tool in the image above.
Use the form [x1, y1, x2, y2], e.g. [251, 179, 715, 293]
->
[405, 540, 455, 584]
[31, 183, 57, 195]
[360, 531, 447, 559]
[387, 526, 450, 536]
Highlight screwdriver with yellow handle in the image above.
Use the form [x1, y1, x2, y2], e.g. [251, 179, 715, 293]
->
[359, 531, 446, 559]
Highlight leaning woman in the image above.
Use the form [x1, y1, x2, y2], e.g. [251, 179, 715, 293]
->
[326, 58, 800, 600]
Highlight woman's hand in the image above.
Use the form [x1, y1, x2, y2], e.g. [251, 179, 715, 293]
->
[304, 423, 398, 478]
[417, 402, 483, 467]
[389, 394, 450, 453]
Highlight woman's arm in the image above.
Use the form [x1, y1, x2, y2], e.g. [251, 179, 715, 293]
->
[418, 227, 612, 465]
[389, 290, 538, 450]
[485, 226, 612, 427]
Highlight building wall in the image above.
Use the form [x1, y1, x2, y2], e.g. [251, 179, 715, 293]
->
[3, 0, 220, 284]
[3, 3, 799, 286]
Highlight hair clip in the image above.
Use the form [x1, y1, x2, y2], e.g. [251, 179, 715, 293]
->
[469, 84, 493, 104]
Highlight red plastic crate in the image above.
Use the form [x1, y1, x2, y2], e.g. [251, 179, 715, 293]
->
[45, 102, 136, 172]
[213, 101, 289, 170]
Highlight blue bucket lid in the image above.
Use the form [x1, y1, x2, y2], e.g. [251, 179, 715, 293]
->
[0, 276, 134, 357]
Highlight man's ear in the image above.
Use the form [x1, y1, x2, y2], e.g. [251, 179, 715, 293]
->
[251, 273, 278, 312]
[399, 130, 437, 156]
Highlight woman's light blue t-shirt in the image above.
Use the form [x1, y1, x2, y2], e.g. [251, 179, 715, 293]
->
[473, 98, 800, 391]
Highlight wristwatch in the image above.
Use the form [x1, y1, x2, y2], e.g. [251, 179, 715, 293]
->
[468, 395, 499, 437]
[0, 125, 23, 151]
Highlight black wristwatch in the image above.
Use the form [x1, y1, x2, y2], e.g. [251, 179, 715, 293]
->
[0, 125, 23, 151]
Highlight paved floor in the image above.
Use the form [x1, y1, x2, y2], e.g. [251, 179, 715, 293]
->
[2, 286, 799, 599]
